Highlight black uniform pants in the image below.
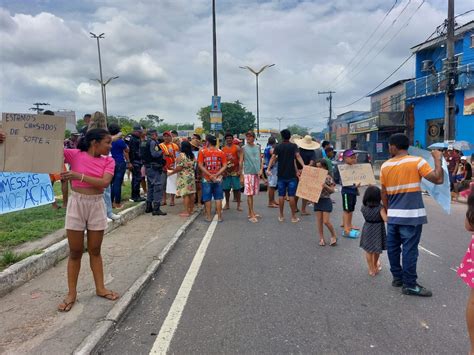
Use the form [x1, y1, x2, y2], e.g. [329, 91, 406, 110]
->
[131, 162, 142, 200]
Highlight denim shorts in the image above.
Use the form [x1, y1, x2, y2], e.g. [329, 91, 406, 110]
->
[202, 181, 224, 202]
[277, 178, 298, 197]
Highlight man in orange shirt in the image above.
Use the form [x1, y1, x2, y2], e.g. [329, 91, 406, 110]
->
[159, 131, 180, 206]
[198, 134, 227, 222]
[222, 132, 242, 211]
[381, 133, 443, 297]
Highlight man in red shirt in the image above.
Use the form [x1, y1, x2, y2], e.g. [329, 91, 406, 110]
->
[222, 132, 242, 211]
[198, 134, 227, 222]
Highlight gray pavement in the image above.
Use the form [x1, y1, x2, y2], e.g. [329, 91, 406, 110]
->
[101, 190, 471, 354]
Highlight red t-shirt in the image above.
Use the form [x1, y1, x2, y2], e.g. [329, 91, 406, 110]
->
[222, 144, 240, 176]
[198, 148, 227, 181]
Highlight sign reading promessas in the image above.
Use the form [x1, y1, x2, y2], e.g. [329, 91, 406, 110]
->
[0, 172, 55, 214]
[338, 163, 376, 187]
[1, 113, 66, 174]
[296, 166, 328, 203]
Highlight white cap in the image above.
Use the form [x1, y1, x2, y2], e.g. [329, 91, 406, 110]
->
[461, 156, 467, 160]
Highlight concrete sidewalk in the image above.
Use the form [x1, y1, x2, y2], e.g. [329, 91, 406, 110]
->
[0, 201, 201, 354]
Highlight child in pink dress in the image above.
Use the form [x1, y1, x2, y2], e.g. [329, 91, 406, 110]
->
[458, 193, 474, 353]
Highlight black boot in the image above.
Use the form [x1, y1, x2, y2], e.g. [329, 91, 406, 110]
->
[152, 203, 167, 216]
[145, 202, 153, 213]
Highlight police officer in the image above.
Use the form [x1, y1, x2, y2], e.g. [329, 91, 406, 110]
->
[142, 129, 167, 216]
[126, 126, 146, 202]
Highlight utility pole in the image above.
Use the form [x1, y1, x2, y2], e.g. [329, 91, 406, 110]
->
[29, 102, 50, 114]
[274, 117, 284, 131]
[318, 91, 336, 141]
[212, 0, 218, 97]
[444, 0, 455, 141]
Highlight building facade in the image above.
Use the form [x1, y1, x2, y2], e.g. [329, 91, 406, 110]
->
[405, 21, 474, 150]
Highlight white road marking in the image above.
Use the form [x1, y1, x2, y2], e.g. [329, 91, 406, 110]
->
[450, 267, 458, 273]
[419, 245, 440, 258]
[149, 215, 219, 354]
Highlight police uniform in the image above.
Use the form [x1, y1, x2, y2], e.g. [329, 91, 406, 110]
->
[126, 129, 144, 202]
[144, 131, 167, 216]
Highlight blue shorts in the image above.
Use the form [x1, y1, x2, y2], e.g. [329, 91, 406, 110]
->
[222, 176, 241, 191]
[202, 182, 224, 202]
[277, 178, 298, 197]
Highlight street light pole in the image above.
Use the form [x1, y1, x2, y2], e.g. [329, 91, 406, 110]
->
[90, 32, 119, 118]
[212, 0, 218, 97]
[275, 117, 284, 131]
[239, 64, 275, 137]
[444, 0, 456, 141]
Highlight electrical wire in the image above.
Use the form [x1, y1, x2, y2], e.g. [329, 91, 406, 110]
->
[332, 0, 399, 82]
[330, 0, 413, 89]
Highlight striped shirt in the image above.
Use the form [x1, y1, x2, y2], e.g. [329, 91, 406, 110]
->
[380, 155, 433, 226]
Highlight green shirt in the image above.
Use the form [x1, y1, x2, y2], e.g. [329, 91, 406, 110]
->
[243, 144, 261, 175]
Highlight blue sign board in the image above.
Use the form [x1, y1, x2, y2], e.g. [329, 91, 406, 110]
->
[211, 123, 223, 131]
[0, 172, 55, 214]
[211, 96, 221, 112]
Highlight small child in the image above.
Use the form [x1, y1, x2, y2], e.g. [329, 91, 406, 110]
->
[457, 193, 474, 354]
[360, 185, 387, 276]
[314, 159, 337, 246]
[339, 149, 360, 238]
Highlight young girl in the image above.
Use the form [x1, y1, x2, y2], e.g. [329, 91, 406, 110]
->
[58, 128, 119, 312]
[457, 193, 474, 354]
[314, 159, 337, 246]
[168, 141, 196, 217]
[360, 186, 387, 276]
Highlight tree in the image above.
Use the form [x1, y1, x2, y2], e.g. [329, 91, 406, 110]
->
[76, 119, 86, 132]
[286, 124, 309, 137]
[64, 129, 71, 139]
[197, 100, 255, 135]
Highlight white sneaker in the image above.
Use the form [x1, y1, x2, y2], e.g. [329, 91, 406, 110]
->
[109, 213, 121, 221]
[107, 218, 113, 223]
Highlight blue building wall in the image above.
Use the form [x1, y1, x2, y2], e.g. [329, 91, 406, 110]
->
[408, 26, 474, 153]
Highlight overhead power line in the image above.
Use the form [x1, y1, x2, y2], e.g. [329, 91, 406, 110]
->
[332, 0, 399, 82]
[330, 0, 413, 89]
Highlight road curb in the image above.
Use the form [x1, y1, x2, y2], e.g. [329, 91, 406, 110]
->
[0, 202, 146, 298]
[73, 207, 202, 355]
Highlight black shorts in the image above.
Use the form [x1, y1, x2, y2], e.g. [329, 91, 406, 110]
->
[342, 193, 357, 212]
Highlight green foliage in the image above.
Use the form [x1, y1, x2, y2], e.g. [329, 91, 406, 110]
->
[76, 119, 86, 132]
[197, 100, 255, 135]
[0, 250, 42, 270]
[64, 129, 71, 139]
[106, 115, 193, 134]
[286, 124, 309, 137]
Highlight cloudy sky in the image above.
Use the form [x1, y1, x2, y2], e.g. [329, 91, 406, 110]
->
[0, 0, 473, 131]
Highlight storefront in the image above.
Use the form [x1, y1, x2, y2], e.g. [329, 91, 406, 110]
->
[348, 112, 405, 161]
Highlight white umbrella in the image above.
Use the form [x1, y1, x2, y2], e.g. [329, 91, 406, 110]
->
[453, 141, 474, 151]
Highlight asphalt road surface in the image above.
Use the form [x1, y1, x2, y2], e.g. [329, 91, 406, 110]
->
[100, 190, 470, 354]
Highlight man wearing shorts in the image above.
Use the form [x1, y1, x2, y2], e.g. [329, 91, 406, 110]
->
[339, 149, 360, 238]
[266, 129, 305, 223]
[240, 131, 263, 223]
[222, 132, 242, 211]
[198, 135, 227, 222]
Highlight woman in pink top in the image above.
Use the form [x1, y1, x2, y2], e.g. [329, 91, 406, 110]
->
[57, 128, 119, 312]
[458, 193, 474, 353]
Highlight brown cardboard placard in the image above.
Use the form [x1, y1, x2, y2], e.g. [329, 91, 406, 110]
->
[1, 113, 66, 173]
[338, 163, 376, 187]
[296, 165, 328, 203]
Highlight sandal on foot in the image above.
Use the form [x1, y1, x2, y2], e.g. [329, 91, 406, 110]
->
[319, 239, 326, 246]
[249, 217, 258, 223]
[58, 299, 76, 312]
[278, 216, 284, 222]
[291, 217, 300, 223]
[330, 237, 337, 246]
[97, 291, 119, 301]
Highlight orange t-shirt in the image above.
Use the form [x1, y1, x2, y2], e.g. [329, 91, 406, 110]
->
[222, 144, 240, 176]
[159, 142, 179, 169]
[198, 148, 227, 181]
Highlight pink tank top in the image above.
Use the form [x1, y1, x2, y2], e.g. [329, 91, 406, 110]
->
[64, 149, 115, 189]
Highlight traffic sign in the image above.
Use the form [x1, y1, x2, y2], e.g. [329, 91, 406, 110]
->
[211, 123, 223, 131]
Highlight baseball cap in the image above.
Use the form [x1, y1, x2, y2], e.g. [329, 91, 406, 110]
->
[343, 149, 356, 158]
[133, 125, 143, 132]
[461, 156, 467, 161]
[163, 131, 172, 137]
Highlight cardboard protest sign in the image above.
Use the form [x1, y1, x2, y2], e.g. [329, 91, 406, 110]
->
[1, 113, 66, 174]
[0, 172, 55, 214]
[338, 163, 376, 187]
[408, 146, 451, 215]
[296, 166, 328, 203]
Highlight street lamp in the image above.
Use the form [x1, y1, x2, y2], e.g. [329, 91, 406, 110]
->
[90, 32, 119, 118]
[239, 64, 275, 137]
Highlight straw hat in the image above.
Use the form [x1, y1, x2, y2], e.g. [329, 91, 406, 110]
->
[294, 135, 321, 150]
[289, 134, 302, 144]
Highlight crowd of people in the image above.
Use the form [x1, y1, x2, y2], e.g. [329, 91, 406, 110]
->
[3, 114, 474, 351]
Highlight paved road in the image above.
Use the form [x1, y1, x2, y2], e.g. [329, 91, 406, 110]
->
[100, 190, 470, 354]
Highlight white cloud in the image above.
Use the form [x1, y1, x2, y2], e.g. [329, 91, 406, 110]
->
[1, 0, 472, 130]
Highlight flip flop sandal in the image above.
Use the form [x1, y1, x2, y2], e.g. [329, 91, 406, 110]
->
[301, 212, 311, 216]
[319, 240, 326, 246]
[291, 218, 300, 223]
[58, 299, 76, 312]
[97, 292, 119, 301]
[278, 216, 284, 222]
[249, 217, 258, 223]
[330, 238, 337, 246]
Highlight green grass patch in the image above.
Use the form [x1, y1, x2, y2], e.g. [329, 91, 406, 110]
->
[0, 180, 137, 250]
[0, 249, 43, 270]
